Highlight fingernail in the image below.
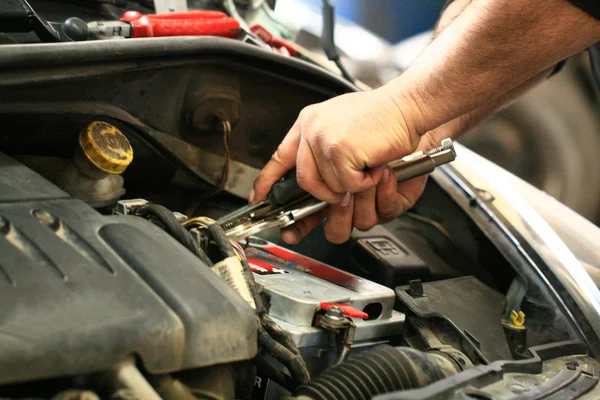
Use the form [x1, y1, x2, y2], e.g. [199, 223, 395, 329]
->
[281, 227, 300, 244]
[248, 189, 256, 204]
[340, 192, 352, 207]
[382, 168, 390, 183]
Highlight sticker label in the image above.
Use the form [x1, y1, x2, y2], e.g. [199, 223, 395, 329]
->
[246, 245, 381, 294]
[247, 255, 290, 275]
[251, 375, 269, 399]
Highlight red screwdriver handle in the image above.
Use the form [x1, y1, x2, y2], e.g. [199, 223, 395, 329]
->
[147, 10, 229, 20]
[121, 11, 240, 38]
[121, 10, 230, 22]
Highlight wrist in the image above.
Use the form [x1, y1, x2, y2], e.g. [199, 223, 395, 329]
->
[378, 79, 431, 140]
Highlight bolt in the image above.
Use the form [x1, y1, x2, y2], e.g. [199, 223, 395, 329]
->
[407, 279, 425, 297]
[477, 189, 494, 202]
[325, 306, 345, 321]
[32, 209, 56, 225]
[565, 361, 580, 370]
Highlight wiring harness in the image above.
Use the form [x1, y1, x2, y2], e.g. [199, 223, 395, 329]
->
[134, 205, 310, 390]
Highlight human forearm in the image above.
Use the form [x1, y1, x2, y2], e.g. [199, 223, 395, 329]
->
[384, 0, 600, 138]
[418, 0, 552, 146]
[421, 66, 553, 150]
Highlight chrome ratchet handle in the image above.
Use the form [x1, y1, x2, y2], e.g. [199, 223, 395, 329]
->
[390, 138, 456, 182]
[221, 139, 456, 241]
[284, 139, 457, 227]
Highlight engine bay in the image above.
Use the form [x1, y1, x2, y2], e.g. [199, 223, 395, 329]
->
[0, 35, 599, 400]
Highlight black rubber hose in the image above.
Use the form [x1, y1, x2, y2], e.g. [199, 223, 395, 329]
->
[293, 345, 459, 400]
[137, 204, 212, 266]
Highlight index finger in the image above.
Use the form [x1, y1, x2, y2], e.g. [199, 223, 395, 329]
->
[250, 121, 301, 204]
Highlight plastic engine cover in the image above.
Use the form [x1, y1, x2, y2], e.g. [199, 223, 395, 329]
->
[0, 153, 256, 385]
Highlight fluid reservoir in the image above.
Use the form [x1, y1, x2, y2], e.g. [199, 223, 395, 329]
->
[58, 121, 133, 207]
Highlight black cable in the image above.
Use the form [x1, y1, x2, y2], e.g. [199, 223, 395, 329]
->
[253, 353, 294, 390]
[322, 0, 354, 83]
[207, 225, 308, 383]
[207, 223, 236, 259]
[137, 204, 213, 266]
[238, 250, 304, 360]
[258, 327, 311, 387]
[333, 57, 354, 83]
[260, 314, 303, 359]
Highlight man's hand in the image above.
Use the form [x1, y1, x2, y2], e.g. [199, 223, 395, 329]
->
[249, 0, 599, 245]
[250, 88, 423, 244]
[276, 162, 428, 245]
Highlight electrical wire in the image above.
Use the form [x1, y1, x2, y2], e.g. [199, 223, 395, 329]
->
[321, 0, 354, 84]
[185, 221, 308, 387]
[260, 313, 303, 358]
[220, 120, 232, 191]
[135, 204, 304, 383]
[404, 212, 455, 243]
[258, 327, 310, 387]
[135, 204, 213, 266]
[182, 216, 217, 229]
[186, 120, 232, 218]
[183, 216, 247, 262]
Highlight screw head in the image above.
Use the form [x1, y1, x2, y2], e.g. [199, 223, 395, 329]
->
[32, 209, 56, 225]
[477, 189, 494, 202]
[565, 361, 580, 370]
[325, 306, 345, 320]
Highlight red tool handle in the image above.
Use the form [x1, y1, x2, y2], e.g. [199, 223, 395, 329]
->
[121, 10, 230, 22]
[150, 10, 229, 20]
[121, 11, 240, 38]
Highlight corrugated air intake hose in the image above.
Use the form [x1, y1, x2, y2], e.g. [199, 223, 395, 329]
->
[292, 345, 463, 400]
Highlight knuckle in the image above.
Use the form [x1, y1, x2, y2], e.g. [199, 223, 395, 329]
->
[271, 145, 286, 165]
[378, 210, 399, 222]
[325, 137, 350, 160]
[295, 171, 313, 191]
[298, 106, 316, 124]
[397, 192, 416, 211]
[344, 179, 367, 194]
[326, 231, 349, 245]
[354, 214, 377, 231]
[378, 201, 402, 220]
[294, 220, 310, 237]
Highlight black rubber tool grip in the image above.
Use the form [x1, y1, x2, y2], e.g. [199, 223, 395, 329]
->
[267, 172, 306, 205]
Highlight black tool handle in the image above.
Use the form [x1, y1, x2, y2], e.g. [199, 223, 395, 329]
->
[267, 172, 306, 205]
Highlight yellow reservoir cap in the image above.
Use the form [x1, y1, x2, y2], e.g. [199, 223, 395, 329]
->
[79, 121, 133, 174]
[510, 310, 526, 328]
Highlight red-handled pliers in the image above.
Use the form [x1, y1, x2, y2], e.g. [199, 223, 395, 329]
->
[120, 10, 240, 38]
[64, 10, 240, 41]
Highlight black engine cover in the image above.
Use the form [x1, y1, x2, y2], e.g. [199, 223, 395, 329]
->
[0, 153, 256, 385]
